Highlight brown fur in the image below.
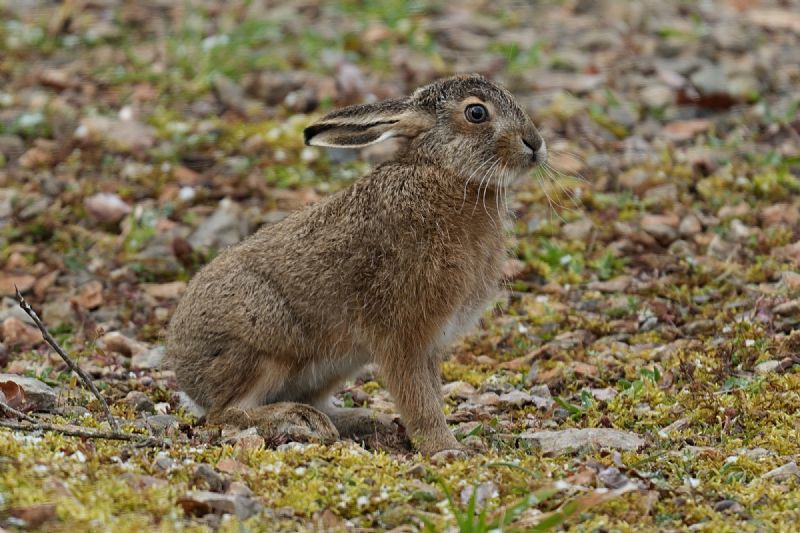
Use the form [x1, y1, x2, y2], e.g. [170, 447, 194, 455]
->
[165, 74, 545, 455]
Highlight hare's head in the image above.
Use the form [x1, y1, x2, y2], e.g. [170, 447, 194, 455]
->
[304, 74, 545, 186]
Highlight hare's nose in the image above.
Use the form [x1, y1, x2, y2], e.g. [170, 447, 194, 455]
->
[522, 137, 547, 164]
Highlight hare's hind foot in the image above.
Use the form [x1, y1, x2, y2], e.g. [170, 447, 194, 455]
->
[322, 406, 410, 452]
[210, 403, 339, 444]
[321, 406, 398, 438]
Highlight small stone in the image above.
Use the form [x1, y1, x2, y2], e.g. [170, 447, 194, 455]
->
[475, 392, 500, 406]
[189, 198, 249, 251]
[718, 202, 750, 220]
[124, 391, 155, 414]
[658, 417, 690, 438]
[679, 214, 702, 237]
[178, 490, 261, 520]
[663, 119, 712, 142]
[571, 361, 599, 378]
[707, 235, 736, 261]
[762, 461, 799, 482]
[760, 203, 800, 227]
[780, 272, 800, 291]
[518, 428, 645, 455]
[0, 273, 36, 296]
[590, 387, 617, 402]
[0, 374, 56, 411]
[226, 481, 254, 498]
[442, 381, 476, 399]
[641, 214, 679, 244]
[639, 85, 673, 108]
[405, 463, 426, 477]
[532, 72, 605, 93]
[460, 481, 498, 509]
[72, 280, 104, 310]
[740, 447, 772, 460]
[98, 331, 148, 357]
[754, 360, 782, 375]
[144, 414, 180, 435]
[598, 466, 631, 489]
[121, 473, 168, 491]
[562, 218, 593, 241]
[84, 193, 131, 224]
[2, 317, 42, 345]
[713, 499, 744, 513]
[691, 64, 729, 95]
[498, 390, 534, 407]
[192, 464, 227, 493]
[153, 455, 176, 471]
[644, 183, 678, 205]
[729, 219, 752, 241]
[141, 281, 186, 300]
[684, 319, 715, 336]
[131, 346, 165, 370]
[588, 276, 632, 293]
[78, 116, 156, 153]
[217, 458, 252, 476]
[773, 299, 800, 316]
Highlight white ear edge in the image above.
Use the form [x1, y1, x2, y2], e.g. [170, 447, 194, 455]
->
[307, 128, 397, 149]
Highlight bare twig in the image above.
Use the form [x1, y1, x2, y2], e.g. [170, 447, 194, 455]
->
[14, 287, 119, 432]
[0, 398, 37, 423]
[0, 419, 166, 447]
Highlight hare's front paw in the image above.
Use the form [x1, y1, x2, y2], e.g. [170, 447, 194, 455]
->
[417, 432, 469, 460]
[248, 403, 340, 444]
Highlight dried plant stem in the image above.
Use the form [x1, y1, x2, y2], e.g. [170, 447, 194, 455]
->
[0, 398, 37, 423]
[14, 287, 120, 432]
[0, 419, 165, 447]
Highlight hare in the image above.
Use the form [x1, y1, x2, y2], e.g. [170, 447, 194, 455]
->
[165, 74, 546, 455]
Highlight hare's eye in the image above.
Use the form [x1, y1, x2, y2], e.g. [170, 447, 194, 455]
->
[465, 104, 488, 123]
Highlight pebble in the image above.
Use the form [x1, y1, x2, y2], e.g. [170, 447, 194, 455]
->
[0, 373, 56, 411]
[518, 428, 645, 455]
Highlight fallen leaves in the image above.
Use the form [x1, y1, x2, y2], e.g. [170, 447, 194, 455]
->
[663, 119, 712, 141]
[2, 317, 43, 345]
[71, 281, 104, 310]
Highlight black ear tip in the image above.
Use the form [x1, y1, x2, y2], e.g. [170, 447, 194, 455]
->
[303, 124, 326, 145]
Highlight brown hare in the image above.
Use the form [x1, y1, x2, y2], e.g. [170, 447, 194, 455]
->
[165, 74, 546, 456]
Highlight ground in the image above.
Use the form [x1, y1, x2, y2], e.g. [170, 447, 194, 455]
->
[1, 0, 800, 531]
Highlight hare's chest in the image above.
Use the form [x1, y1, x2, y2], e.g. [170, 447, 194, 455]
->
[433, 295, 493, 354]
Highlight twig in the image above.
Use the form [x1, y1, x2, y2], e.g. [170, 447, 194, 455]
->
[14, 287, 120, 432]
[0, 419, 166, 447]
[0, 398, 37, 423]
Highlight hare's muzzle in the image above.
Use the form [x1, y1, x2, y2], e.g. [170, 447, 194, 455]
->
[522, 137, 547, 166]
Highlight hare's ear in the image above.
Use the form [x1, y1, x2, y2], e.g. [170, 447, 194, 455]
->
[304, 98, 431, 148]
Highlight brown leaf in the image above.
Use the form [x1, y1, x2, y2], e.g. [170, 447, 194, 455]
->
[571, 362, 599, 378]
[748, 9, 800, 34]
[0, 379, 26, 409]
[10, 503, 57, 528]
[663, 119, 712, 141]
[0, 273, 36, 296]
[2, 317, 43, 345]
[33, 270, 59, 298]
[142, 281, 187, 300]
[72, 280, 104, 310]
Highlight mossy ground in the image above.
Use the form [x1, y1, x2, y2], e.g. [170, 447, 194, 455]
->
[1, 0, 800, 531]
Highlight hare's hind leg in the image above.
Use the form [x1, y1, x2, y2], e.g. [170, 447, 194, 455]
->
[315, 402, 399, 439]
[208, 403, 339, 444]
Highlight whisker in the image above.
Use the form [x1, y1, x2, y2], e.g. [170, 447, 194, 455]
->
[459, 158, 495, 213]
[473, 158, 499, 215]
[544, 163, 584, 209]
